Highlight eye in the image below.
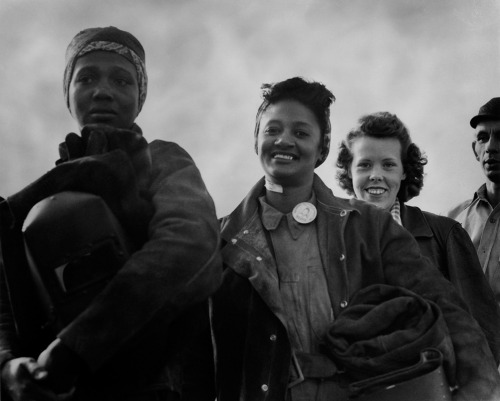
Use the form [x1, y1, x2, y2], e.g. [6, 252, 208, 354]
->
[295, 130, 309, 138]
[264, 126, 280, 135]
[384, 162, 397, 168]
[476, 133, 489, 143]
[76, 74, 94, 84]
[357, 162, 371, 169]
[115, 77, 133, 87]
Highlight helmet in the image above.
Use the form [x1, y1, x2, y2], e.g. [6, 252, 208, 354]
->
[22, 191, 132, 333]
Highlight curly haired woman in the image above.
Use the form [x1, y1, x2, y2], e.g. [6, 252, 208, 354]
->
[336, 111, 500, 365]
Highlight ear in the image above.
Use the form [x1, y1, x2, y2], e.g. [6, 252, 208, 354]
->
[472, 141, 479, 161]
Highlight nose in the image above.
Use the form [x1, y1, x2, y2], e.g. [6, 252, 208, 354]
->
[92, 79, 113, 100]
[486, 134, 500, 154]
[369, 166, 383, 181]
[274, 130, 294, 147]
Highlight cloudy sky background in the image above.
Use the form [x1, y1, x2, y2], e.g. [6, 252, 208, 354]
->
[1, 0, 499, 217]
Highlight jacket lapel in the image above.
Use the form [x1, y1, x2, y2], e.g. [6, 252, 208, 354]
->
[221, 178, 288, 328]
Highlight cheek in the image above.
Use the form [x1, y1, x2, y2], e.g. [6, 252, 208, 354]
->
[390, 174, 403, 191]
[350, 171, 364, 196]
[257, 134, 271, 153]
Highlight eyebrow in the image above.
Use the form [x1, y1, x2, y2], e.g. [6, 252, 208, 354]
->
[74, 65, 135, 76]
[265, 119, 315, 128]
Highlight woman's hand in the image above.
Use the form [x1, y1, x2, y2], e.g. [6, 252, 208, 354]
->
[1, 357, 60, 401]
[62, 124, 152, 193]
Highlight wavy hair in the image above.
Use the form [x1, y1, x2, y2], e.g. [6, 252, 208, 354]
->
[336, 111, 427, 202]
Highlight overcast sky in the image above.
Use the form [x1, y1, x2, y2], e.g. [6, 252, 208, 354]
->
[1, 0, 499, 217]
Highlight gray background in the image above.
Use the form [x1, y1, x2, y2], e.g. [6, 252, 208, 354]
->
[1, 0, 499, 217]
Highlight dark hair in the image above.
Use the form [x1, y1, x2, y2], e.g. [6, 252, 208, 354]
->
[254, 77, 335, 167]
[336, 111, 427, 202]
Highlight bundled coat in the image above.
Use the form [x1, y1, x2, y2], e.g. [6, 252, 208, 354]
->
[211, 175, 500, 401]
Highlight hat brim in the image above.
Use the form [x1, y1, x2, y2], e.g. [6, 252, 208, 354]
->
[470, 114, 499, 128]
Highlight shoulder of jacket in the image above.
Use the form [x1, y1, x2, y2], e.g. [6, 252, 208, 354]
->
[149, 139, 188, 155]
[418, 208, 462, 240]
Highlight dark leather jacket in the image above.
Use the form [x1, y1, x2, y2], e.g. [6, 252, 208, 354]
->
[0, 139, 222, 400]
[401, 204, 500, 364]
[211, 175, 500, 401]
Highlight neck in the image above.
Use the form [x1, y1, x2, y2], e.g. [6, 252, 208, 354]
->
[265, 181, 313, 214]
[485, 181, 500, 208]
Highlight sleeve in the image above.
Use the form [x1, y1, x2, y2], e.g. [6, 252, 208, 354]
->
[0, 265, 17, 370]
[444, 223, 500, 365]
[58, 140, 222, 372]
[376, 212, 500, 401]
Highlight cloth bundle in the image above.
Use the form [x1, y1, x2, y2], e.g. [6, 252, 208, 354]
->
[324, 284, 455, 398]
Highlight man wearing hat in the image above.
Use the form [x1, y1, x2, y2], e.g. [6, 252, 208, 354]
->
[449, 98, 500, 306]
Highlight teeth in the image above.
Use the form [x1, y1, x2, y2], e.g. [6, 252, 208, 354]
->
[367, 188, 386, 195]
[274, 154, 294, 160]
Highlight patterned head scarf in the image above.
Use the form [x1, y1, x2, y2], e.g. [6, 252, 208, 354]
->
[63, 26, 148, 112]
[253, 77, 334, 167]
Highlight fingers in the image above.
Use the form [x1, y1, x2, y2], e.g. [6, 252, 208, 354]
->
[85, 130, 108, 156]
[64, 133, 84, 159]
[2, 358, 59, 401]
[22, 358, 48, 381]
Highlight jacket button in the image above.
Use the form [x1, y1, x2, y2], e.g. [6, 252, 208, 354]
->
[231, 238, 237, 244]
[340, 300, 348, 308]
[339, 254, 345, 261]
[489, 218, 496, 223]
[261, 384, 269, 392]
[270, 334, 277, 341]
[243, 229, 249, 234]
[256, 256, 262, 261]
[340, 210, 347, 217]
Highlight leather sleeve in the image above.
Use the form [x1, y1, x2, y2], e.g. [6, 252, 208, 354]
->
[58, 140, 222, 373]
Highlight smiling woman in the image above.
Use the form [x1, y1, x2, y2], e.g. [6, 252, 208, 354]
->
[257, 99, 323, 191]
[336, 111, 500, 367]
[202, 80, 500, 401]
[349, 136, 406, 211]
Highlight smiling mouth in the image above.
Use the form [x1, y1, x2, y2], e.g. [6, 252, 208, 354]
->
[272, 152, 297, 161]
[365, 187, 387, 195]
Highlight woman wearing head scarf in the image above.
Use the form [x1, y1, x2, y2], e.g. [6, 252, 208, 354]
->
[336, 111, 500, 365]
[0, 27, 221, 401]
[208, 78, 500, 400]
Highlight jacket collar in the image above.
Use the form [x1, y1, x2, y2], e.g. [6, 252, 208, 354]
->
[400, 203, 433, 239]
[221, 174, 358, 242]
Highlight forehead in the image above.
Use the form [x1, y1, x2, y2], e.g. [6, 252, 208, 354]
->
[351, 136, 403, 159]
[260, 100, 318, 126]
[72, 51, 136, 76]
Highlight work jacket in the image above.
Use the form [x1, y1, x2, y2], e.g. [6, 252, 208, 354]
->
[401, 204, 500, 363]
[212, 175, 500, 401]
[0, 136, 222, 400]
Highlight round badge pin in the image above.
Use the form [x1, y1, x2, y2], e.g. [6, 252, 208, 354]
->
[292, 202, 317, 224]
